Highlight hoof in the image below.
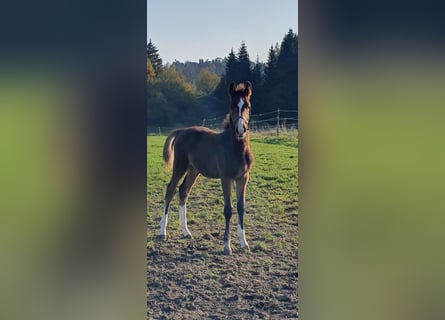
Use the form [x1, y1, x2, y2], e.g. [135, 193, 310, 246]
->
[182, 233, 193, 239]
[224, 247, 233, 255]
[156, 234, 167, 241]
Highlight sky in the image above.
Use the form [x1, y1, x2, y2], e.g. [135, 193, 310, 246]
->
[147, 0, 298, 63]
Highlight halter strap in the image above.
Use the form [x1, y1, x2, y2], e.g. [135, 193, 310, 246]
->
[230, 99, 251, 130]
[230, 114, 250, 130]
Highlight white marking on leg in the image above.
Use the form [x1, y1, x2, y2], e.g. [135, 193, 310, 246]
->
[237, 224, 249, 248]
[159, 206, 168, 236]
[179, 205, 192, 237]
[224, 239, 232, 254]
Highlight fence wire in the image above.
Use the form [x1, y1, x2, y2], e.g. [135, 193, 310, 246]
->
[147, 108, 298, 136]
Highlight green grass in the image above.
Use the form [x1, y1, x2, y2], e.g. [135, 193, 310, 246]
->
[147, 130, 298, 252]
[254, 241, 268, 252]
[250, 129, 298, 148]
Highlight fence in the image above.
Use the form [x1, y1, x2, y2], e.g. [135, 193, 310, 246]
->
[147, 108, 298, 136]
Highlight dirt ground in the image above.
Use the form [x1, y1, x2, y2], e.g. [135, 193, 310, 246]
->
[147, 134, 298, 319]
[147, 222, 298, 319]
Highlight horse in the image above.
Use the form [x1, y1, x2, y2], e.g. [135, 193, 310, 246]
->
[158, 81, 254, 255]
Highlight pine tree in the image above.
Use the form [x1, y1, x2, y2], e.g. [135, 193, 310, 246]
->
[237, 41, 252, 83]
[225, 49, 238, 81]
[274, 29, 298, 110]
[237, 42, 250, 72]
[250, 56, 266, 113]
[277, 29, 298, 68]
[147, 39, 163, 76]
[265, 44, 278, 85]
[251, 56, 264, 86]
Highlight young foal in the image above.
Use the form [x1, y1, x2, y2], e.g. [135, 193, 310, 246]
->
[159, 81, 254, 254]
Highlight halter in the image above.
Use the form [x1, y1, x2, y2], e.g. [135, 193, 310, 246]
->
[230, 114, 250, 128]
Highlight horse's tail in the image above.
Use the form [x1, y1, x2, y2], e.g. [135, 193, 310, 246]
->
[163, 129, 183, 170]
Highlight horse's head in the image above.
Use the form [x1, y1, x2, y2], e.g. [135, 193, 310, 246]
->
[228, 81, 252, 140]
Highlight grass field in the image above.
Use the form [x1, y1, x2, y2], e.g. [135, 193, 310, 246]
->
[147, 130, 298, 319]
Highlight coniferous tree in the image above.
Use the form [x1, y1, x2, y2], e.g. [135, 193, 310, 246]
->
[262, 44, 280, 113]
[251, 57, 266, 113]
[237, 41, 251, 82]
[211, 48, 237, 114]
[211, 34, 298, 117]
[274, 29, 298, 110]
[251, 56, 264, 87]
[224, 49, 238, 82]
[265, 44, 279, 86]
[213, 43, 257, 113]
[277, 29, 298, 72]
[147, 39, 163, 76]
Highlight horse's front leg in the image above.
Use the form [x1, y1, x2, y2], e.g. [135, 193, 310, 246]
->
[236, 173, 250, 252]
[221, 178, 233, 255]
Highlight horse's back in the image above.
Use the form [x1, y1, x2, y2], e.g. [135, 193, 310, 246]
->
[185, 126, 219, 135]
[173, 126, 219, 147]
[172, 126, 221, 178]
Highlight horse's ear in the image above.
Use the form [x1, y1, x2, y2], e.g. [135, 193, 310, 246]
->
[228, 82, 236, 96]
[244, 81, 252, 97]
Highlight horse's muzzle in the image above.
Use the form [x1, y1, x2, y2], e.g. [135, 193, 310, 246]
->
[233, 115, 249, 140]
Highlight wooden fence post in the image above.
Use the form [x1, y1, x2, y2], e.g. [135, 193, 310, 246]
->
[276, 108, 280, 136]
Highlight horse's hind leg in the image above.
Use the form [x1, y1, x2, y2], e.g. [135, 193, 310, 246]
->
[236, 173, 250, 252]
[159, 159, 188, 240]
[178, 167, 199, 238]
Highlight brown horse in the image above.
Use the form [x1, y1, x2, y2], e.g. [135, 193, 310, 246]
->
[159, 81, 254, 254]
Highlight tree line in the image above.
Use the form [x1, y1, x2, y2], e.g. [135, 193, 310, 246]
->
[171, 59, 225, 84]
[147, 29, 298, 128]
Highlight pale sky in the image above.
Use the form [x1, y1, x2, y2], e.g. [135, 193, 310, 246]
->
[147, 0, 298, 63]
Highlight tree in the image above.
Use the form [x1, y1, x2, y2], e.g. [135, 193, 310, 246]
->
[264, 44, 279, 86]
[158, 66, 196, 95]
[274, 29, 298, 110]
[250, 57, 266, 113]
[147, 39, 163, 76]
[251, 56, 264, 87]
[277, 29, 298, 69]
[224, 49, 238, 81]
[171, 59, 225, 83]
[196, 68, 219, 95]
[237, 41, 251, 82]
[147, 58, 156, 83]
[212, 42, 257, 114]
[151, 66, 205, 126]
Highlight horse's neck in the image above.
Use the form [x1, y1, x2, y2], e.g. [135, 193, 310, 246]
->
[225, 123, 250, 151]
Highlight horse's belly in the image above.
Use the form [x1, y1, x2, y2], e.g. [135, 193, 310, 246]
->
[189, 157, 219, 178]
[230, 164, 249, 179]
[200, 170, 219, 179]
